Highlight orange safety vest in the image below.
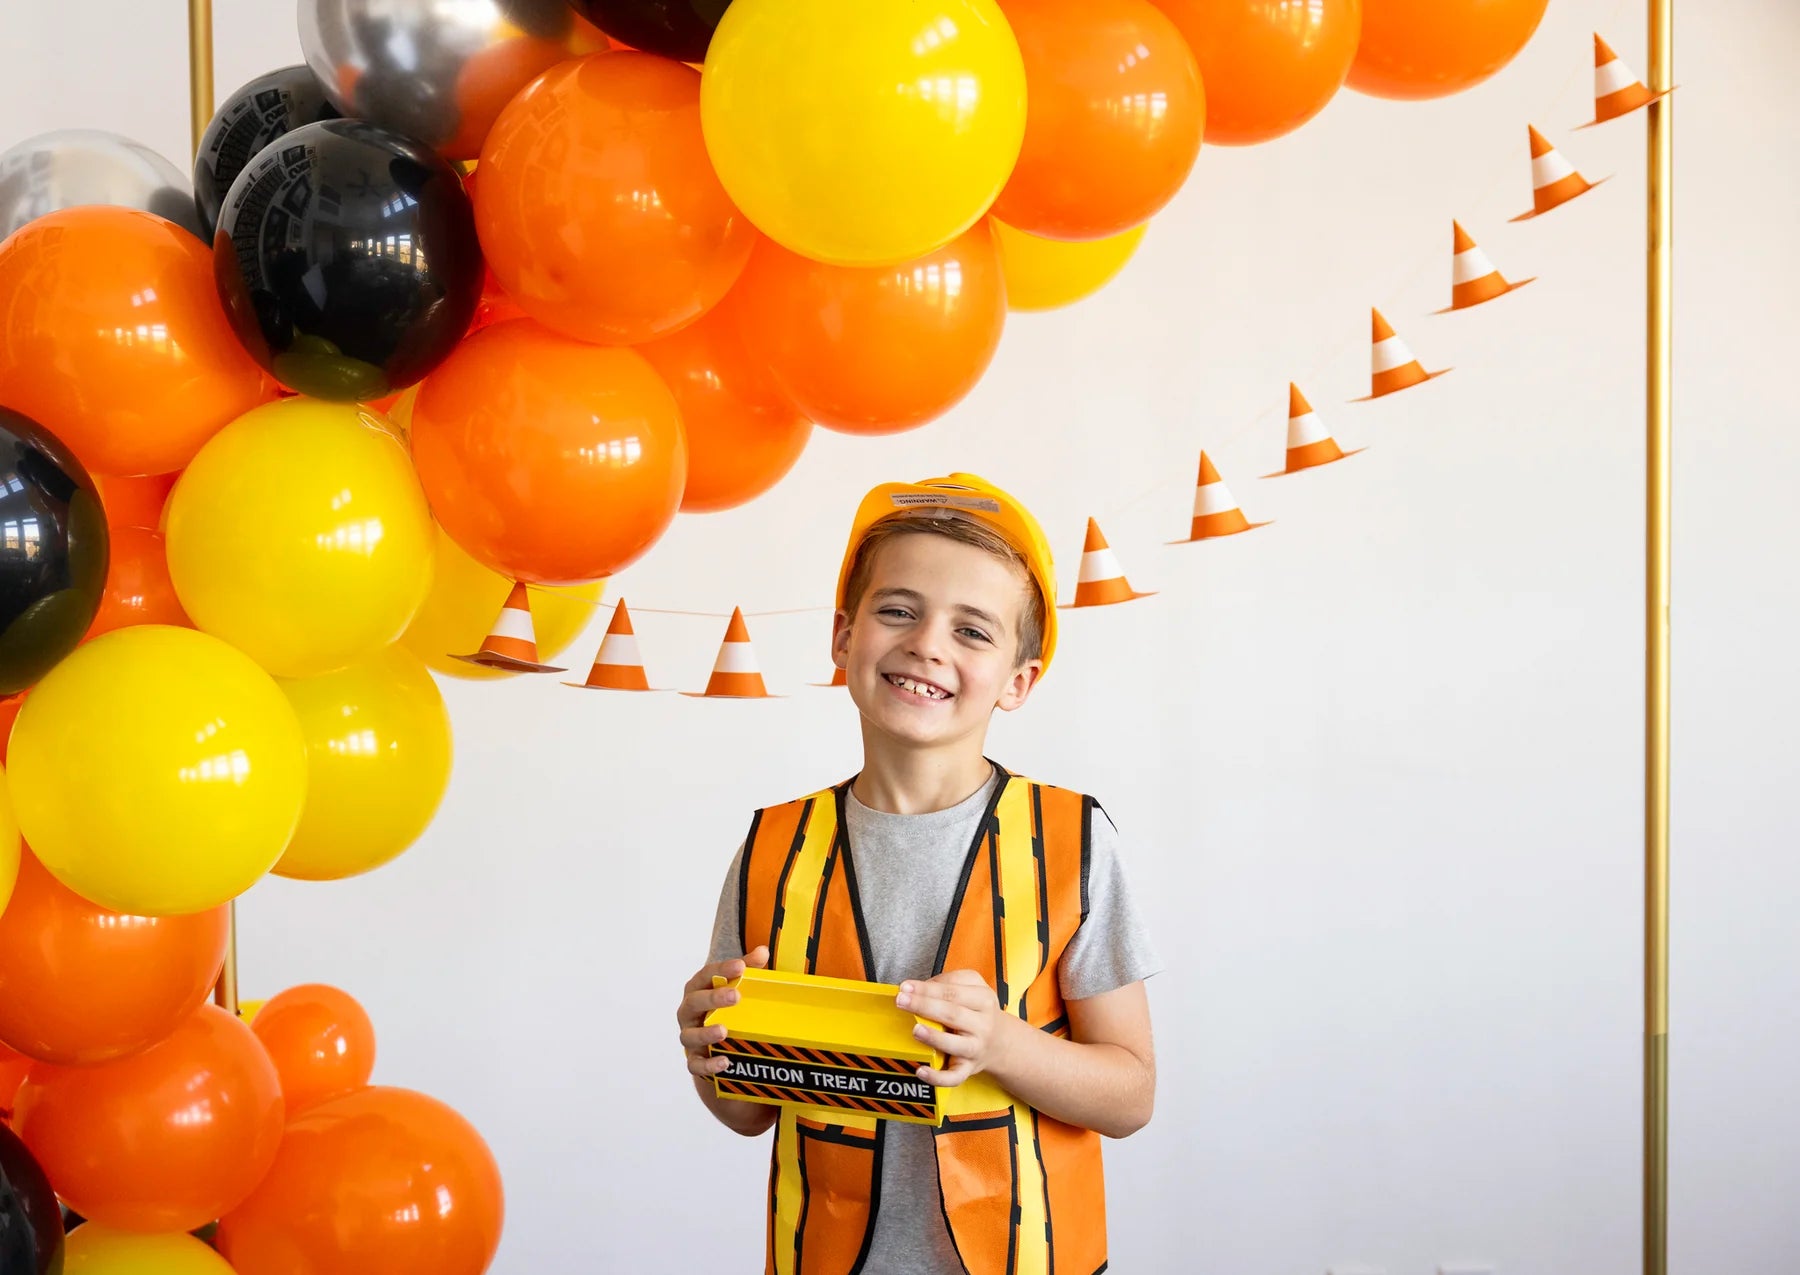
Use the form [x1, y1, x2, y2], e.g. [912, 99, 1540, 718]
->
[737, 765, 1108, 1275]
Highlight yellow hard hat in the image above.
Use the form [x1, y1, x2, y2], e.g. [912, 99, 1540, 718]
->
[835, 474, 1058, 674]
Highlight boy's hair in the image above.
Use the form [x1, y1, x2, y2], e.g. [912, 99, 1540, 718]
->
[841, 511, 1046, 666]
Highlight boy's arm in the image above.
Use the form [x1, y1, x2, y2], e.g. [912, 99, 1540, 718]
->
[679, 946, 780, 1137]
[898, 974, 1155, 1139]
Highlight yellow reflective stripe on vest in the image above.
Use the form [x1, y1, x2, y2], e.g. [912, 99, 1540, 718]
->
[770, 795, 838, 975]
[773, 1107, 801, 1275]
[992, 779, 1049, 1275]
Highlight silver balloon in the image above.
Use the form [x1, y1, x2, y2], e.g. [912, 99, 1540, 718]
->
[0, 129, 204, 241]
[297, 0, 602, 161]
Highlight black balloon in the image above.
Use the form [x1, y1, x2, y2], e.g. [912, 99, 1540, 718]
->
[0, 1123, 64, 1275]
[568, 0, 732, 62]
[194, 66, 339, 241]
[0, 407, 108, 698]
[211, 119, 483, 402]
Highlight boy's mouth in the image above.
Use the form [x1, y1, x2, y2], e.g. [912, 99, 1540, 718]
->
[884, 673, 952, 701]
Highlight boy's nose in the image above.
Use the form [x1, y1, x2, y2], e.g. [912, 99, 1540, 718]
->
[908, 624, 951, 662]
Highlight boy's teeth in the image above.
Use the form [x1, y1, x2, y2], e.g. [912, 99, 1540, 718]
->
[891, 675, 947, 699]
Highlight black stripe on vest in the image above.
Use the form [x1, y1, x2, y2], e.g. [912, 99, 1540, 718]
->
[737, 808, 763, 957]
[768, 797, 815, 962]
[932, 763, 1011, 977]
[804, 828, 841, 973]
[832, 782, 878, 981]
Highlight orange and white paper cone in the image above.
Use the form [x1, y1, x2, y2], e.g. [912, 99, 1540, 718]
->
[1511, 126, 1608, 221]
[1064, 519, 1155, 608]
[1172, 451, 1270, 542]
[1265, 384, 1364, 477]
[1356, 308, 1449, 400]
[684, 608, 777, 698]
[1580, 33, 1673, 128]
[454, 582, 567, 674]
[1440, 221, 1535, 313]
[566, 599, 659, 691]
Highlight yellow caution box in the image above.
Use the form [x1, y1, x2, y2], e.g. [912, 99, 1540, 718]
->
[705, 968, 946, 1126]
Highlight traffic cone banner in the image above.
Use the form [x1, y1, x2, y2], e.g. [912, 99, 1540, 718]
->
[1358, 308, 1449, 400]
[1442, 221, 1534, 312]
[1173, 451, 1270, 542]
[1511, 126, 1607, 221]
[1266, 384, 1363, 477]
[454, 583, 566, 674]
[1581, 34, 1673, 127]
[1065, 519, 1155, 608]
[684, 608, 777, 698]
[567, 599, 658, 691]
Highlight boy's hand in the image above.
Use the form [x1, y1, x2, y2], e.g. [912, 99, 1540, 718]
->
[677, 946, 770, 1078]
[896, 970, 1021, 1088]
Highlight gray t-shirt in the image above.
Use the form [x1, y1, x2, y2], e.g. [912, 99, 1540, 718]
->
[706, 769, 1162, 1275]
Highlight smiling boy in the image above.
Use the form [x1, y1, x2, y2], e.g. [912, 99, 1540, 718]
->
[677, 474, 1161, 1274]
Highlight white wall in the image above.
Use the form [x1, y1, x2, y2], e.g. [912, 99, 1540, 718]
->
[6, 0, 1797, 1270]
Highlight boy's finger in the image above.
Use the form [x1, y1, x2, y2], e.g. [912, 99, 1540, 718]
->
[899, 985, 970, 1020]
[679, 1024, 728, 1052]
[912, 1024, 974, 1057]
[907, 1000, 970, 1033]
[918, 1063, 970, 1088]
[744, 945, 771, 968]
[683, 983, 742, 1018]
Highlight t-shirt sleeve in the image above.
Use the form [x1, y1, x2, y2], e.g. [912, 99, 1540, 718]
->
[707, 842, 747, 966]
[1058, 803, 1164, 1001]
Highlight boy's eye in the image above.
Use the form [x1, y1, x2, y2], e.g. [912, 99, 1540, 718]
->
[958, 628, 991, 643]
[877, 607, 913, 620]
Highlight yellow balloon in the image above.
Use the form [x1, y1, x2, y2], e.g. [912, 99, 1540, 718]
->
[992, 218, 1148, 312]
[165, 397, 435, 678]
[238, 998, 266, 1025]
[401, 524, 601, 681]
[385, 383, 421, 447]
[8, 625, 308, 916]
[701, 0, 1027, 266]
[64, 1223, 237, 1274]
[275, 645, 452, 881]
[0, 760, 18, 916]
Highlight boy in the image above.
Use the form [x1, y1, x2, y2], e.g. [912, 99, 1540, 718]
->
[676, 474, 1160, 1274]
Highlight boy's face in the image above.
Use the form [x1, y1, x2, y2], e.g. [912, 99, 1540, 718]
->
[832, 532, 1043, 752]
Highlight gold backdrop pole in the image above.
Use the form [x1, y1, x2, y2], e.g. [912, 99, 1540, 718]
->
[187, 0, 215, 157]
[187, 0, 239, 1017]
[1644, 0, 1674, 1272]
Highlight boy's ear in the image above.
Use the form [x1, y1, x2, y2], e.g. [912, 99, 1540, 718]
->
[996, 658, 1044, 713]
[830, 609, 852, 669]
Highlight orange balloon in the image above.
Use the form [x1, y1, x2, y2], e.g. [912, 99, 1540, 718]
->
[250, 984, 377, 1116]
[0, 207, 275, 476]
[0, 1043, 28, 1121]
[472, 265, 527, 334]
[476, 51, 757, 345]
[459, 170, 529, 336]
[1151, 0, 1361, 145]
[1348, 0, 1548, 99]
[732, 224, 1006, 436]
[637, 293, 812, 513]
[992, 0, 1204, 240]
[84, 526, 191, 641]
[0, 693, 22, 764]
[0, 850, 229, 1066]
[92, 472, 178, 532]
[411, 320, 687, 584]
[217, 1086, 504, 1275]
[15, 1003, 283, 1233]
